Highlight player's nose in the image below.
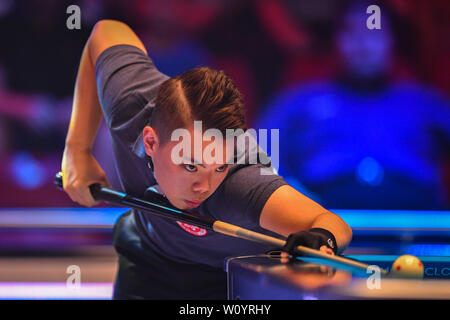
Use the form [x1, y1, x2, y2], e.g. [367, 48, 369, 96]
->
[192, 175, 211, 194]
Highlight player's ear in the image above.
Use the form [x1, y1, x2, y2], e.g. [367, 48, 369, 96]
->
[143, 126, 159, 156]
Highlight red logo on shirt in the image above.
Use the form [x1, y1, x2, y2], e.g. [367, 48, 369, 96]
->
[176, 221, 207, 237]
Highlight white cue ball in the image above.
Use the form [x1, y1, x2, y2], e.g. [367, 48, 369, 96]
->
[391, 255, 424, 279]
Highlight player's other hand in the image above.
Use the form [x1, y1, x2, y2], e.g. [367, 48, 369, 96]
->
[61, 146, 110, 207]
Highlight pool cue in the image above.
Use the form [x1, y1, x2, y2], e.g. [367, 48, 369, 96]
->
[54, 172, 388, 275]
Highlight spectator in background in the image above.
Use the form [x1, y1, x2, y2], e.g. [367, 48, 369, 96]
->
[255, 1, 450, 210]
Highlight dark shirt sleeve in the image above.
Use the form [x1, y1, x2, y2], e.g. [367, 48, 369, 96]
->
[94, 45, 169, 151]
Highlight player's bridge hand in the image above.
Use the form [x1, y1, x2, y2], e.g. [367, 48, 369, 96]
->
[280, 228, 337, 264]
[61, 147, 110, 208]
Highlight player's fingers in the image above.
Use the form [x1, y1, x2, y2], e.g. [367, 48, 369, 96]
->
[62, 180, 82, 204]
[65, 179, 96, 207]
[320, 245, 334, 256]
[280, 246, 334, 264]
[280, 251, 290, 264]
[88, 175, 109, 206]
[64, 188, 79, 204]
[77, 185, 97, 207]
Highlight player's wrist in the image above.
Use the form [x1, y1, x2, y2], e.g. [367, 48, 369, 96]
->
[64, 140, 93, 153]
[308, 228, 338, 254]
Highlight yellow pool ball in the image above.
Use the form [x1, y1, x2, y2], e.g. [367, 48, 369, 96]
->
[391, 255, 424, 279]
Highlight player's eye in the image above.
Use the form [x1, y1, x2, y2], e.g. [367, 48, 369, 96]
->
[216, 165, 228, 172]
[184, 164, 197, 172]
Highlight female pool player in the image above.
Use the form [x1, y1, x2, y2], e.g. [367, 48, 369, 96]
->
[61, 20, 352, 299]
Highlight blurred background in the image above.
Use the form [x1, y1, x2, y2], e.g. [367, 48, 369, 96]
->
[0, 0, 448, 298]
[0, 0, 448, 210]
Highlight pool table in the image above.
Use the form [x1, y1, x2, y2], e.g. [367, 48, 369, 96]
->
[225, 253, 450, 299]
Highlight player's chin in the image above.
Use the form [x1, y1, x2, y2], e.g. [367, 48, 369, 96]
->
[175, 199, 195, 210]
[164, 197, 186, 210]
[172, 201, 188, 210]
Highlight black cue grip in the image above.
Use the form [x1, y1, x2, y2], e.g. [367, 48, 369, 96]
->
[53, 172, 215, 229]
[54, 172, 121, 202]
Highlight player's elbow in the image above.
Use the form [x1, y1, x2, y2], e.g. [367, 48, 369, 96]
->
[89, 19, 131, 45]
[87, 19, 146, 65]
[88, 20, 126, 61]
[92, 19, 129, 33]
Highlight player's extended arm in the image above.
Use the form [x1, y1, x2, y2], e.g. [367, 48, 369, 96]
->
[259, 185, 352, 254]
[62, 20, 147, 207]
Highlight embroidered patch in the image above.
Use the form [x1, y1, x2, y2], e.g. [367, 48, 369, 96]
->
[176, 221, 207, 236]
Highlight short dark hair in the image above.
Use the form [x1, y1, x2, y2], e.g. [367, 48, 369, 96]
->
[150, 67, 247, 145]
